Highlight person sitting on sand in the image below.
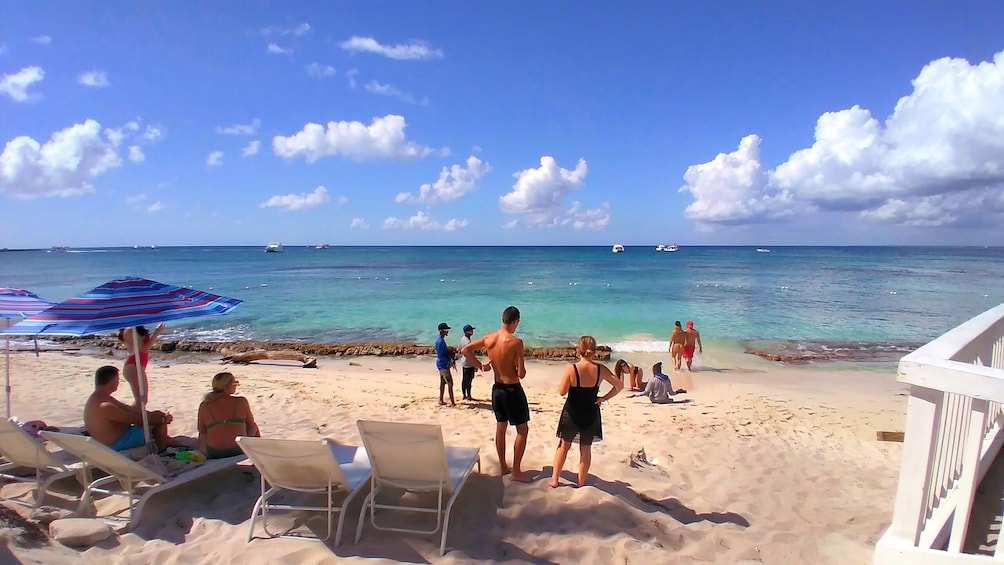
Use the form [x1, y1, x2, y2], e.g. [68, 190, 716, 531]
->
[197, 372, 260, 459]
[550, 336, 623, 488]
[119, 323, 167, 407]
[84, 365, 174, 452]
[631, 362, 686, 403]
[613, 359, 644, 391]
[668, 321, 686, 371]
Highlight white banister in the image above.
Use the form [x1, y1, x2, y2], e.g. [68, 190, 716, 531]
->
[876, 304, 1004, 564]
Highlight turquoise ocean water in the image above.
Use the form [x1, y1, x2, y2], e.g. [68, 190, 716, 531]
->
[1, 246, 1001, 362]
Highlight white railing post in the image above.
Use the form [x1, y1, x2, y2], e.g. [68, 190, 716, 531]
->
[887, 384, 943, 544]
[947, 398, 988, 552]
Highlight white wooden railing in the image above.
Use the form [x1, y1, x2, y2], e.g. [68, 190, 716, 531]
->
[875, 304, 1004, 564]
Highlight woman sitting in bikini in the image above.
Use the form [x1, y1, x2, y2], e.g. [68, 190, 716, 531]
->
[119, 323, 166, 407]
[197, 372, 260, 459]
[613, 359, 644, 391]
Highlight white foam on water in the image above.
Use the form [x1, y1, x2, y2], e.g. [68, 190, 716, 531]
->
[608, 340, 668, 353]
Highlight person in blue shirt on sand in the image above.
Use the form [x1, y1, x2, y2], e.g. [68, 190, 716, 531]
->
[435, 322, 456, 406]
[630, 362, 687, 403]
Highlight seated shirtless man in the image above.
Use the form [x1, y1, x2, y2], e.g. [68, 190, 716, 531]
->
[462, 305, 532, 482]
[84, 365, 174, 452]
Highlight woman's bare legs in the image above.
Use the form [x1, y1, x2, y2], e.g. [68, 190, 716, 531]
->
[122, 363, 148, 408]
[550, 439, 572, 487]
[577, 443, 592, 487]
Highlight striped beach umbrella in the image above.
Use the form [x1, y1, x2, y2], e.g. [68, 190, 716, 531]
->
[0, 288, 55, 418]
[3, 277, 242, 451]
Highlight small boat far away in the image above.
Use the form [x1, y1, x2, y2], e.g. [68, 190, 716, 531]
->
[265, 242, 284, 253]
[314, 243, 330, 249]
[612, 244, 625, 253]
[656, 244, 679, 252]
[756, 248, 771, 253]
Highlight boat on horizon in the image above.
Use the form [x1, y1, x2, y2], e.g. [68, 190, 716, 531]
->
[756, 248, 771, 253]
[656, 244, 679, 252]
[612, 244, 625, 253]
[265, 242, 284, 253]
[314, 243, 330, 249]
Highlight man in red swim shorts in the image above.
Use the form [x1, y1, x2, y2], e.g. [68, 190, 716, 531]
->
[683, 320, 703, 371]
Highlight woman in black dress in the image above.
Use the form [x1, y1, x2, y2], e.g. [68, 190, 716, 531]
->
[550, 336, 624, 488]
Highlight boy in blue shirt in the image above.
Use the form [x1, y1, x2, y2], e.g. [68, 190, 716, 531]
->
[435, 322, 456, 406]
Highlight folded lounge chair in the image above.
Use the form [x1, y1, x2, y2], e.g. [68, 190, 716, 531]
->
[355, 420, 481, 555]
[236, 437, 371, 546]
[0, 418, 83, 508]
[40, 431, 245, 529]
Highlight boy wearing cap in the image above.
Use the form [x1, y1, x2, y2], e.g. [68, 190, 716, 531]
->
[683, 320, 703, 371]
[435, 322, 456, 406]
[459, 324, 477, 401]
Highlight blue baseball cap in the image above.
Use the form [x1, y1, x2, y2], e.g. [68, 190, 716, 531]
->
[463, 324, 475, 332]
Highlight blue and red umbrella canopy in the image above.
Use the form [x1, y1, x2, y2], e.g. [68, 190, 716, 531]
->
[0, 288, 54, 319]
[1, 277, 242, 336]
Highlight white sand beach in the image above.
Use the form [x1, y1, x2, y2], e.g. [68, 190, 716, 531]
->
[1, 349, 908, 564]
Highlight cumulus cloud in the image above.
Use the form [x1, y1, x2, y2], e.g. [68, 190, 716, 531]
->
[497, 156, 608, 229]
[1, 66, 44, 102]
[680, 49, 1004, 229]
[364, 80, 429, 106]
[147, 201, 164, 213]
[30, 35, 52, 45]
[140, 125, 163, 142]
[350, 218, 370, 229]
[266, 42, 293, 55]
[396, 156, 490, 204]
[0, 119, 125, 198]
[242, 140, 260, 157]
[339, 36, 443, 60]
[305, 63, 336, 78]
[78, 70, 109, 88]
[259, 185, 330, 211]
[216, 118, 260, 136]
[206, 151, 223, 167]
[273, 114, 434, 162]
[128, 145, 145, 163]
[382, 210, 469, 231]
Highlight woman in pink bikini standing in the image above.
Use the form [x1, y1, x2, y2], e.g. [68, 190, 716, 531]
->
[118, 323, 166, 407]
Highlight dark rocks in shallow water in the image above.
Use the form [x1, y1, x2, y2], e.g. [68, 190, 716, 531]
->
[745, 349, 834, 363]
[48, 336, 611, 362]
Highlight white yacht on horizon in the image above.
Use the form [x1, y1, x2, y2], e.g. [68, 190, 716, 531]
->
[265, 242, 284, 253]
[612, 244, 625, 253]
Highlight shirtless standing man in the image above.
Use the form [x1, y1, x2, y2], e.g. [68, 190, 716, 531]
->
[84, 365, 174, 452]
[683, 320, 703, 371]
[461, 305, 532, 482]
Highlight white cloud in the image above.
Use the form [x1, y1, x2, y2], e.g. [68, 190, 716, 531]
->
[339, 36, 443, 60]
[30, 35, 52, 45]
[267, 42, 293, 55]
[498, 156, 606, 228]
[140, 125, 162, 142]
[128, 145, 145, 163]
[364, 80, 429, 106]
[206, 151, 223, 167]
[242, 140, 260, 157]
[259, 185, 330, 211]
[305, 63, 336, 78]
[126, 194, 147, 205]
[273, 114, 434, 162]
[350, 218, 369, 229]
[147, 201, 164, 213]
[346, 69, 358, 88]
[335, 195, 348, 206]
[78, 70, 109, 88]
[216, 118, 260, 136]
[0, 119, 124, 198]
[104, 121, 139, 147]
[680, 49, 1004, 229]
[502, 219, 519, 229]
[1, 66, 44, 102]
[396, 156, 490, 204]
[382, 211, 469, 231]
[261, 23, 310, 37]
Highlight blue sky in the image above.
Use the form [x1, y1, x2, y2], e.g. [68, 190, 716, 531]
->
[2, 2, 1003, 248]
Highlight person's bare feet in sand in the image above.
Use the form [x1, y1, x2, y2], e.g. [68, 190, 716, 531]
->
[549, 479, 561, 488]
[510, 471, 533, 483]
[500, 465, 512, 476]
[439, 401, 446, 406]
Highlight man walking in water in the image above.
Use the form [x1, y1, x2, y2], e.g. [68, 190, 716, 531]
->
[462, 306, 532, 482]
[683, 320, 703, 371]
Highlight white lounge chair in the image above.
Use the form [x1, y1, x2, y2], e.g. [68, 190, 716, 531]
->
[355, 420, 481, 555]
[236, 437, 371, 546]
[40, 431, 246, 530]
[0, 418, 83, 508]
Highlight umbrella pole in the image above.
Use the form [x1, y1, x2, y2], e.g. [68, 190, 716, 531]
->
[4, 337, 10, 419]
[132, 328, 155, 453]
